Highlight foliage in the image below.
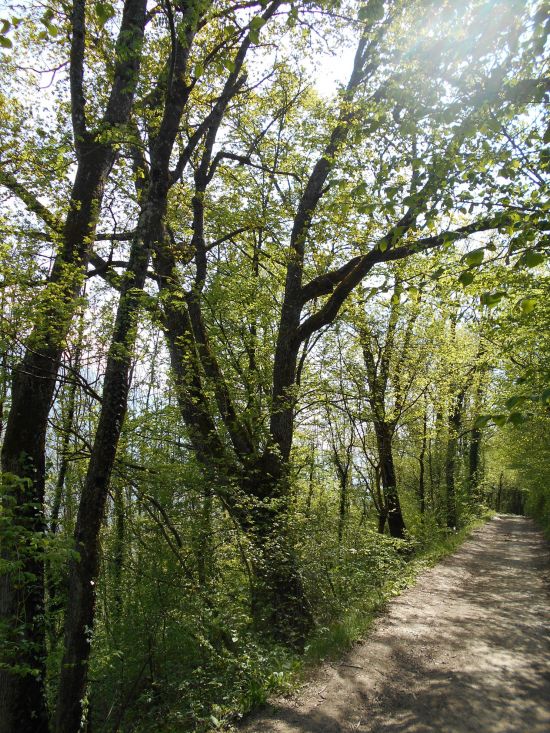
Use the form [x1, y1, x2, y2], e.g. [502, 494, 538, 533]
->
[0, 0, 548, 730]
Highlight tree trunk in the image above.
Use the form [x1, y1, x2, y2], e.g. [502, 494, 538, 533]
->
[0, 0, 147, 721]
[445, 432, 457, 529]
[0, 150, 110, 733]
[375, 423, 406, 538]
[418, 406, 427, 515]
[338, 472, 348, 544]
[246, 489, 313, 649]
[496, 472, 504, 512]
[467, 426, 481, 495]
[0, 473, 49, 733]
[55, 227, 151, 733]
[158, 269, 315, 646]
[445, 395, 463, 530]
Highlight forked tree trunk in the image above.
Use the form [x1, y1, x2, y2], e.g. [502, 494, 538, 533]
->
[0, 3, 147, 726]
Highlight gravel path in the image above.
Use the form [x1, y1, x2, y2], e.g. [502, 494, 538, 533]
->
[241, 515, 550, 733]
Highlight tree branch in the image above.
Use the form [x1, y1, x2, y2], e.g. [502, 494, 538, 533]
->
[0, 169, 62, 231]
[296, 215, 513, 343]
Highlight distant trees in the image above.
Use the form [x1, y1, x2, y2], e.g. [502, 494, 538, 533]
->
[0, 0, 548, 730]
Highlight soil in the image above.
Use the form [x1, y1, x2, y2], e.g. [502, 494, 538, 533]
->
[240, 515, 550, 733]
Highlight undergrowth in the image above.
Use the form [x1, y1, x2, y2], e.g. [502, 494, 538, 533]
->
[221, 511, 493, 732]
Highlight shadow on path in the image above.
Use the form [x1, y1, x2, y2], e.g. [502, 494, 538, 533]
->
[241, 515, 550, 733]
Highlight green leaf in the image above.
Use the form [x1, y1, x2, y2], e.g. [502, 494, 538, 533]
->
[519, 296, 537, 315]
[458, 271, 474, 286]
[249, 28, 260, 44]
[0, 34, 11, 48]
[224, 58, 235, 73]
[521, 250, 544, 267]
[507, 412, 525, 425]
[480, 291, 505, 308]
[250, 16, 266, 31]
[505, 396, 526, 410]
[96, 2, 115, 27]
[41, 8, 54, 25]
[359, 0, 385, 21]
[492, 414, 507, 427]
[464, 248, 484, 267]
[1, 19, 10, 34]
[541, 388, 550, 406]
[474, 415, 492, 429]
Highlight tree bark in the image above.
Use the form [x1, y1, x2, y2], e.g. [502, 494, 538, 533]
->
[418, 405, 428, 515]
[445, 395, 463, 530]
[375, 422, 406, 538]
[242, 468, 314, 649]
[0, 2, 147, 728]
[55, 226, 151, 733]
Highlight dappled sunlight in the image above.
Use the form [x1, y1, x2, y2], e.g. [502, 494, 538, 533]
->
[243, 517, 550, 733]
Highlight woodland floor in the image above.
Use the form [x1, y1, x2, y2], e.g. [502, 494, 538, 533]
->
[240, 515, 550, 733]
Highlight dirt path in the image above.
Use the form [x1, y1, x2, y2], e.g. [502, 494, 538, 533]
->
[241, 515, 550, 733]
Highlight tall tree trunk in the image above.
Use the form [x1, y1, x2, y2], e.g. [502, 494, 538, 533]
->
[243, 465, 313, 649]
[55, 0, 212, 719]
[445, 395, 463, 529]
[305, 442, 316, 517]
[496, 472, 504, 512]
[338, 471, 349, 545]
[375, 422, 406, 538]
[55, 220, 151, 732]
[0, 156, 113, 733]
[0, 3, 147, 727]
[418, 404, 428, 515]
[445, 435, 457, 529]
[468, 425, 482, 496]
[157, 240, 315, 648]
[467, 375, 485, 498]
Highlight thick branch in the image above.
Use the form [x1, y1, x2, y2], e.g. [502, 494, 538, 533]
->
[0, 169, 62, 231]
[296, 215, 512, 343]
[103, 0, 148, 126]
[70, 0, 88, 147]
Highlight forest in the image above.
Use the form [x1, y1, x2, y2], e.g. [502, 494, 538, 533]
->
[0, 1, 548, 732]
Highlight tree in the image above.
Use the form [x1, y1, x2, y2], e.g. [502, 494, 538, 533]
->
[0, 3, 147, 730]
[0, 0, 547, 729]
